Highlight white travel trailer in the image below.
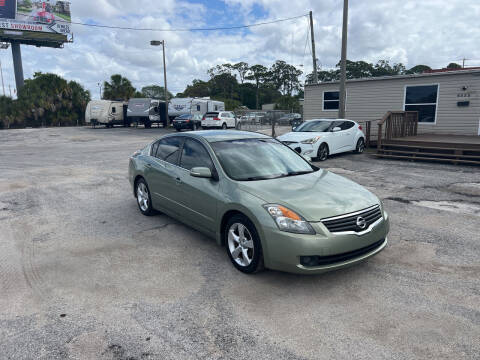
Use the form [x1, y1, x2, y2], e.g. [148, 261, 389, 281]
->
[168, 98, 225, 119]
[85, 100, 128, 127]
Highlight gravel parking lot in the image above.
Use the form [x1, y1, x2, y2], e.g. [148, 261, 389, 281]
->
[1, 127, 479, 359]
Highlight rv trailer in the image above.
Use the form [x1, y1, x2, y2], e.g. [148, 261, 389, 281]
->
[168, 98, 225, 119]
[126, 98, 167, 128]
[85, 100, 128, 128]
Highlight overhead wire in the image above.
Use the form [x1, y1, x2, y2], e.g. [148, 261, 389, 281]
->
[15, 12, 309, 32]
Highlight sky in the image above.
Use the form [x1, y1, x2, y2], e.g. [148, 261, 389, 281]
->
[0, 0, 479, 99]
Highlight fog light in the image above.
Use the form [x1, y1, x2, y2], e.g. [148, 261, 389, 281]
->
[300, 256, 318, 267]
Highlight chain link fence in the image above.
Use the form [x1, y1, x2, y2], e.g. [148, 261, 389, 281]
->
[234, 110, 302, 137]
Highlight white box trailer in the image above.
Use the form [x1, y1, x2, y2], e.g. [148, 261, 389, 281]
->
[168, 98, 225, 119]
[85, 100, 128, 128]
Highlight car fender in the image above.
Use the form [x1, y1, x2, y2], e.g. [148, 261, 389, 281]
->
[216, 193, 274, 259]
[354, 130, 366, 144]
[315, 135, 332, 155]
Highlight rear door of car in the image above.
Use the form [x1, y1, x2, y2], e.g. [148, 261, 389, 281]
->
[337, 121, 356, 150]
[174, 138, 220, 234]
[144, 136, 184, 215]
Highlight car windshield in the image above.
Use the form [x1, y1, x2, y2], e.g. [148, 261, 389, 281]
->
[294, 120, 332, 132]
[211, 138, 317, 181]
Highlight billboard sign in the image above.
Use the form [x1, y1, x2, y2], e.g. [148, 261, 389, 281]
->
[0, 0, 71, 47]
[0, 0, 16, 19]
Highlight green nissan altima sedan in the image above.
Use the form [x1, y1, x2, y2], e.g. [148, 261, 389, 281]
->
[128, 130, 389, 274]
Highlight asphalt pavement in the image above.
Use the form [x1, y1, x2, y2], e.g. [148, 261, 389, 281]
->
[0, 126, 479, 359]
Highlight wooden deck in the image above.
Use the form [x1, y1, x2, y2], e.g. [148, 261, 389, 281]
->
[377, 134, 480, 165]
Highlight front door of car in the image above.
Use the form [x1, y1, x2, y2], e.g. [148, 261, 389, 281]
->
[329, 121, 345, 153]
[228, 112, 236, 127]
[145, 136, 184, 215]
[174, 138, 220, 234]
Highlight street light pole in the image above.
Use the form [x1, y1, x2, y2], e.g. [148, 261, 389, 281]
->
[151, 40, 169, 127]
[338, 0, 349, 119]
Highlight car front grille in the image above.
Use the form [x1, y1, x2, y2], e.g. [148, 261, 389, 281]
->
[321, 205, 382, 234]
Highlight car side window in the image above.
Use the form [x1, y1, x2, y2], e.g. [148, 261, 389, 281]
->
[180, 139, 214, 171]
[111, 107, 116, 113]
[156, 137, 183, 165]
[332, 121, 344, 131]
[151, 141, 159, 156]
[341, 121, 355, 130]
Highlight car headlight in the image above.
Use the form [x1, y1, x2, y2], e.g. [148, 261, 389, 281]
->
[263, 204, 315, 234]
[300, 136, 322, 144]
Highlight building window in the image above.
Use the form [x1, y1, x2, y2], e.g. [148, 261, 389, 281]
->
[404, 84, 438, 123]
[323, 91, 340, 111]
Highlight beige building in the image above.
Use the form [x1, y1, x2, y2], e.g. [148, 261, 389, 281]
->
[304, 69, 480, 137]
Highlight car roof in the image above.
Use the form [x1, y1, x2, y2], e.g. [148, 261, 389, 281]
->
[168, 130, 270, 143]
[308, 118, 356, 122]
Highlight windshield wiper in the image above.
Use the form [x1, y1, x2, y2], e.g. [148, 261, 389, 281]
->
[284, 170, 314, 177]
[243, 174, 285, 181]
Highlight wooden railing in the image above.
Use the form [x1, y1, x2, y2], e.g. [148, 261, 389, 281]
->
[377, 111, 418, 149]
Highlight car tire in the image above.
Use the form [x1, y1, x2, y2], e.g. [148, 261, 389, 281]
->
[355, 138, 365, 153]
[317, 143, 329, 161]
[222, 123, 227, 130]
[175, 128, 181, 132]
[144, 122, 151, 129]
[135, 178, 155, 216]
[225, 214, 264, 274]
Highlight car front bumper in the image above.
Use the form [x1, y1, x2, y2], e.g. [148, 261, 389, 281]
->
[283, 142, 316, 156]
[260, 211, 390, 274]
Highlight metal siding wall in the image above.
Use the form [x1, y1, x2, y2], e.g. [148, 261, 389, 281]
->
[304, 73, 480, 137]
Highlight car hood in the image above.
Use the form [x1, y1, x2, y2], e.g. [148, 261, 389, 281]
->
[277, 132, 326, 142]
[238, 170, 379, 221]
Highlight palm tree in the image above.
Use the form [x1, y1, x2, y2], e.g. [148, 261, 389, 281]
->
[103, 74, 136, 101]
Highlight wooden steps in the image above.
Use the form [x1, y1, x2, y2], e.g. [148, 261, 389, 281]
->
[377, 141, 480, 165]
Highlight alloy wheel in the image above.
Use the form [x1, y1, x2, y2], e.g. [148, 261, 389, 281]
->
[317, 144, 328, 161]
[137, 182, 149, 212]
[357, 139, 365, 153]
[227, 223, 254, 267]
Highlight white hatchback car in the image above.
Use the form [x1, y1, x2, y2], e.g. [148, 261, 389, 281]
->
[201, 111, 236, 129]
[277, 119, 366, 161]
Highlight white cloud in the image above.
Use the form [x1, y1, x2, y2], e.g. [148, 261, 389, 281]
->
[0, 0, 478, 99]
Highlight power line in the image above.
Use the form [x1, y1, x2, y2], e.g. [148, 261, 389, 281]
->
[16, 13, 308, 32]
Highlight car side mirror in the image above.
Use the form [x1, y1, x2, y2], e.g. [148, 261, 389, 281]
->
[332, 127, 341, 132]
[190, 167, 212, 178]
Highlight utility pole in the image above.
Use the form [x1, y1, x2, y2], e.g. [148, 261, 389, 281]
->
[162, 40, 169, 127]
[0, 58, 5, 96]
[309, 11, 318, 84]
[151, 40, 169, 127]
[338, 0, 348, 119]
